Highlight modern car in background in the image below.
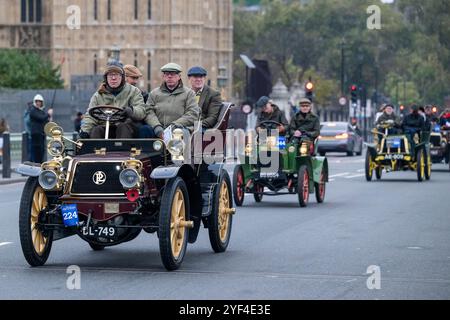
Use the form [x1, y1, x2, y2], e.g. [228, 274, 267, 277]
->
[317, 122, 363, 156]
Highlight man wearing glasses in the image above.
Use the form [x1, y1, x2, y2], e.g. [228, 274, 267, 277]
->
[80, 61, 146, 139]
[144, 63, 200, 139]
[288, 98, 320, 141]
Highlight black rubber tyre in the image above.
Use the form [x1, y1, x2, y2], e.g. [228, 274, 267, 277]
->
[19, 177, 53, 267]
[89, 243, 105, 251]
[232, 165, 245, 207]
[159, 177, 190, 271]
[297, 165, 310, 207]
[208, 170, 233, 253]
[375, 167, 382, 180]
[253, 184, 264, 202]
[417, 149, 425, 182]
[424, 150, 431, 180]
[314, 169, 326, 203]
[365, 151, 373, 181]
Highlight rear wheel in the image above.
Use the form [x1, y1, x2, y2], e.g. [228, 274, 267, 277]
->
[19, 177, 53, 267]
[298, 165, 310, 207]
[416, 149, 425, 182]
[159, 177, 190, 271]
[253, 184, 264, 202]
[208, 170, 234, 253]
[232, 165, 245, 207]
[425, 150, 431, 180]
[347, 150, 354, 157]
[365, 151, 374, 181]
[314, 170, 326, 203]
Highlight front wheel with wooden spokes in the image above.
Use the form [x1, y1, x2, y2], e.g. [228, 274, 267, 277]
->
[19, 177, 53, 267]
[314, 169, 326, 203]
[417, 149, 425, 182]
[208, 170, 234, 253]
[365, 151, 374, 181]
[232, 165, 245, 207]
[298, 165, 310, 207]
[159, 177, 190, 271]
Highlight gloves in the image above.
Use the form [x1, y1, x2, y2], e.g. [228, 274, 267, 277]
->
[79, 131, 90, 139]
[154, 126, 164, 138]
[294, 130, 302, 137]
[123, 107, 134, 118]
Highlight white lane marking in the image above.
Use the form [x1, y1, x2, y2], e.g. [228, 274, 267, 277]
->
[0, 242, 12, 247]
[329, 179, 335, 182]
[344, 174, 365, 179]
[357, 169, 364, 172]
[329, 172, 350, 178]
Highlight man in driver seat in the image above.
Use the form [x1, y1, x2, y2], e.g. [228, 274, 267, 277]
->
[255, 96, 288, 135]
[80, 61, 146, 139]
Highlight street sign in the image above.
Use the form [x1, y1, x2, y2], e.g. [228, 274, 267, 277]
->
[339, 96, 347, 106]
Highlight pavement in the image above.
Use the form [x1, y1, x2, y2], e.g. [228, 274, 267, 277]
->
[0, 152, 449, 299]
[0, 160, 27, 185]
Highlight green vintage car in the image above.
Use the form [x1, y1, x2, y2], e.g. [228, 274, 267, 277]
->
[232, 120, 328, 208]
[365, 121, 431, 182]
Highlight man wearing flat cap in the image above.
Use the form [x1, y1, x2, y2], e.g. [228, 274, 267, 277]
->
[124, 64, 149, 103]
[144, 62, 200, 138]
[80, 61, 146, 139]
[255, 96, 288, 135]
[287, 98, 320, 141]
[187, 66, 222, 129]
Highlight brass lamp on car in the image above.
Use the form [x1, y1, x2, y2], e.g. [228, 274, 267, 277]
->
[39, 159, 65, 191]
[119, 159, 143, 189]
[300, 142, 309, 156]
[167, 128, 185, 161]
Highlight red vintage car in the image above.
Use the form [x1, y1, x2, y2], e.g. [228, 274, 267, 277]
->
[17, 104, 235, 271]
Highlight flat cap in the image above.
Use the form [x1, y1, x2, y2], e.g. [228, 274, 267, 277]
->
[161, 62, 183, 73]
[299, 98, 312, 105]
[124, 64, 143, 78]
[187, 66, 207, 77]
[256, 96, 270, 109]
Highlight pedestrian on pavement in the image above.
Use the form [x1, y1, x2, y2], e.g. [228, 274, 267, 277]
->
[29, 94, 50, 163]
[74, 112, 83, 133]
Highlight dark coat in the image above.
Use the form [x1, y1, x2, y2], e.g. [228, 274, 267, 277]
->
[288, 112, 320, 139]
[255, 105, 288, 128]
[29, 106, 49, 135]
[402, 113, 425, 132]
[198, 85, 222, 129]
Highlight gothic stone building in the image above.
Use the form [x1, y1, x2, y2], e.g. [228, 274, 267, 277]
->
[0, 0, 233, 96]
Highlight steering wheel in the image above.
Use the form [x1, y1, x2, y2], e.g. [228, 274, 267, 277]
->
[88, 105, 127, 123]
[258, 120, 283, 130]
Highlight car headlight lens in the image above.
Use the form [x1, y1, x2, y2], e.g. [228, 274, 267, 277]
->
[119, 168, 140, 189]
[48, 139, 65, 157]
[153, 140, 163, 152]
[167, 139, 184, 157]
[38, 170, 58, 190]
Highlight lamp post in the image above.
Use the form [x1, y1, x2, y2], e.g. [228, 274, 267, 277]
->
[217, 65, 228, 100]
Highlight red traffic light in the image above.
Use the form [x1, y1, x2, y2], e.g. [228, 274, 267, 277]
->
[400, 105, 405, 111]
[350, 85, 357, 92]
[305, 82, 314, 91]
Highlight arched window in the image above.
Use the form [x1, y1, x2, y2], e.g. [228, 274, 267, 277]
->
[94, 0, 98, 20]
[134, 0, 139, 20]
[107, 0, 112, 21]
[94, 54, 98, 74]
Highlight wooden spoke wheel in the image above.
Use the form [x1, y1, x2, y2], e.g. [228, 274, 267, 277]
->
[232, 165, 245, 207]
[298, 165, 310, 207]
[159, 177, 190, 271]
[208, 170, 234, 253]
[19, 177, 53, 266]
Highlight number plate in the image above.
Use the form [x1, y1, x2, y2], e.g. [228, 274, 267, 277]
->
[277, 137, 286, 149]
[384, 154, 404, 160]
[61, 204, 79, 227]
[81, 225, 117, 240]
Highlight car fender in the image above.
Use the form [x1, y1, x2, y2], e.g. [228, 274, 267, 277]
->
[312, 157, 329, 183]
[15, 164, 41, 177]
[365, 143, 378, 158]
[150, 165, 183, 179]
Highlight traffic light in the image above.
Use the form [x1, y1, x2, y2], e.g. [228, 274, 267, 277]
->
[400, 105, 405, 114]
[305, 81, 314, 102]
[350, 85, 358, 105]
